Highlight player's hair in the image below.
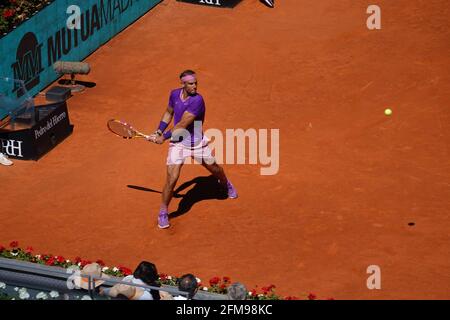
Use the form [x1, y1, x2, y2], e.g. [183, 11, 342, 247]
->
[179, 70, 196, 79]
[178, 273, 198, 299]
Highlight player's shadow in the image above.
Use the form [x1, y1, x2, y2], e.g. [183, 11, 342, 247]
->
[127, 175, 227, 218]
[170, 175, 228, 218]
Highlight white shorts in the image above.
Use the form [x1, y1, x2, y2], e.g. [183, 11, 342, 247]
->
[166, 136, 216, 165]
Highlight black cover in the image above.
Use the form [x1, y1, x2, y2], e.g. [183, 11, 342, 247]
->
[0, 101, 73, 160]
[176, 0, 243, 8]
[45, 86, 72, 102]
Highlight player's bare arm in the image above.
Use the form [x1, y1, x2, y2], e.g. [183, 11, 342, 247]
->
[156, 106, 174, 134]
[148, 106, 174, 142]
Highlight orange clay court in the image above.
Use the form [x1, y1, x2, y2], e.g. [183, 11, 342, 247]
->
[1, 0, 449, 299]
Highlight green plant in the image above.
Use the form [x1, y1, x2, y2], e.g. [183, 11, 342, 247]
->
[0, 0, 53, 36]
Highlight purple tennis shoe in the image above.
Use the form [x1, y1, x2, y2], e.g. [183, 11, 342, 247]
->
[227, 181, 238, 199]
[158, 212, 170, 229]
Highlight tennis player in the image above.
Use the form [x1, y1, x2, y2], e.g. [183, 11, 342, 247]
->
[148, 70, 238, 229]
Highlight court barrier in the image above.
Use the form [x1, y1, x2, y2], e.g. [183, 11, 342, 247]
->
[0, 257, 228, 300]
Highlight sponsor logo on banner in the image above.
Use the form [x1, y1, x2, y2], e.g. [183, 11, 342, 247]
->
[10, 0, 144, 95]
[1, 138, 24, 157]
[199, 0, 222, 6]
[34, 112, 67, 139]
[11, 32, 44, 97]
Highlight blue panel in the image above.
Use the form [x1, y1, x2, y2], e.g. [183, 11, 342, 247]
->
[0, 0, 162, 98]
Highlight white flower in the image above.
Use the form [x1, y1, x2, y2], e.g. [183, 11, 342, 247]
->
[19, 288, 30, 300]
[258, 294, 263, 297]
[167, 276, 172, 280]
[35, 255, 41, 259]
[0, 282, 6, 289]
[36, 292, 48, 300]
[196, 277, 201, 283]
[14, 287, 19, 291]
[202, 287, 208, 291]
[11, 251, 18, 256]
[81, 295, 92, 300]
[77, 262, 81, 266]
[102, 267, 109, 272]
[248, 292, 253, 296]
[112, 267, 119, 272]
[49, 291, 59, 298]
[66, 260, 70, 263]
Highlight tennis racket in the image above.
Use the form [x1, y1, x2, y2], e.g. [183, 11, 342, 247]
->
[107, 119, 150, 139]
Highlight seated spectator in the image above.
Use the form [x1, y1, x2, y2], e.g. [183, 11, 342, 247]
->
[101, 261, 172, 300]
[227, 282, 247, 300]
[73, 262, 110, 291]
[173, 274, 198, 300]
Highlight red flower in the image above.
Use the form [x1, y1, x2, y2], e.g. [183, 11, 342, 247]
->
[222, 276, 231, 283]
[308, 293, 317, 300]
[219, 283, 227, 290]
[9, 241, 18, 248]
[209, 277, 220, 286]
[262, 285, 275, 295]
[250, 289, 257, 297]
[119, 266, 132, 275]
[285, 296, 299, 300]
[25, 246, 33, 254]
[74, 257, 82, 264]
[159, 273, 168, 281]
[46, 257, 55, 266]
[57, 256, 65, 263]
[327, 298, 335, 300]
[96, 259, 106, 266]
[0, 245, 5, 252]
[3, 9, 15, 19]
[80, 260, 91, 268]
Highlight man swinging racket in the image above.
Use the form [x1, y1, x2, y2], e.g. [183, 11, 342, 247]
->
[148, 70, 238, 229]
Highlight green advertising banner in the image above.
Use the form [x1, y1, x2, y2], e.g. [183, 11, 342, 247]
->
[0, 0, 162, 98]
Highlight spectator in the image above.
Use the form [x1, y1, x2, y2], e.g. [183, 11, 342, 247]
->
[73, 262, 110, 291]
[227, 282, 247, 300]
[101, 261, 172, 300]
[173, 274, 198, 300]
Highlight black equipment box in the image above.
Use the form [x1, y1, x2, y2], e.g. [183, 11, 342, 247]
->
[176, 0, 242, 8]
[45, 86, 72, 102]
[0, 101, 73, 160]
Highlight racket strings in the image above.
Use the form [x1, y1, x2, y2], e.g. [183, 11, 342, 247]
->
[108, 121, 136, 138]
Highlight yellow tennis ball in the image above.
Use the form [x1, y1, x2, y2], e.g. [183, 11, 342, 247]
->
[384, 108, 392, 116]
